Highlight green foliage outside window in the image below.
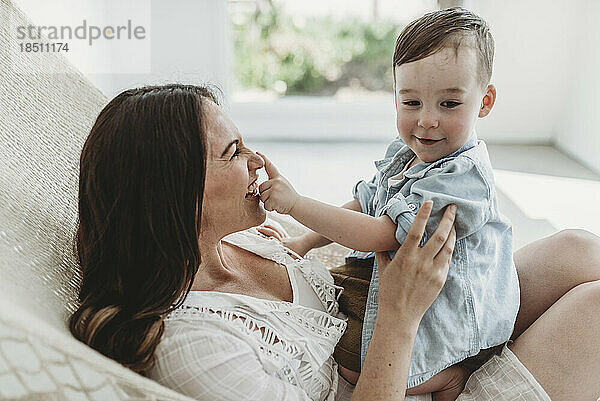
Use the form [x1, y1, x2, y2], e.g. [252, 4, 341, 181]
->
[231, 3, 402, 96]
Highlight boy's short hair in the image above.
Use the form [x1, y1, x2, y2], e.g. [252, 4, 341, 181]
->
[393, 7, 494, 88]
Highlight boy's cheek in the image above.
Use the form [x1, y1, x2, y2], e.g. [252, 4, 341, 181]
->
[443, 116, 472, 143]
[396, 113, 414, 136]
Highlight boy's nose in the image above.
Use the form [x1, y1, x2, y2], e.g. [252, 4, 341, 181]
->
[417, 111, 439, 129]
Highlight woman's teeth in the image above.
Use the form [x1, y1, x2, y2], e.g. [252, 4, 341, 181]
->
[245, 182, 259, 198]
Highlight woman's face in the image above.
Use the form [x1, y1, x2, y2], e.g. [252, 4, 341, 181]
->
[200, 101, 266, 238]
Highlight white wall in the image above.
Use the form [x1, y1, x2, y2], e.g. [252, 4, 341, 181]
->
[470, 2, 575, 144]
[553, 2, 600, 173]
[13, 0, 151, 76]
[89, 0, 229, 98]
[471, 1, 599, 172]
[230, 97, 397, 142]
[13, 0, 600, 172]
[14, 0, 229, 99]
[280, 0, 437, 23]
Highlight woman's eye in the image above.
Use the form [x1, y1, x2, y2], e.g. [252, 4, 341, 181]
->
[441, 101, 461, 108]
[230, 148, 241, 160]
[402, 100, 420, 107]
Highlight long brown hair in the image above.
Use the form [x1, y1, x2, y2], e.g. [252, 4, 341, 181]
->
[69, 84, 217, 374]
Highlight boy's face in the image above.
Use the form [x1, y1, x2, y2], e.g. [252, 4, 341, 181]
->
[394, 46, 496, 163]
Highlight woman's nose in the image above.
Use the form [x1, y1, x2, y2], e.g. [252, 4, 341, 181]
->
[248, 150, 264, 170]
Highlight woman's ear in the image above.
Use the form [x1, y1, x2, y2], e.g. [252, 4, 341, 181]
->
[478, 84, 496, 118]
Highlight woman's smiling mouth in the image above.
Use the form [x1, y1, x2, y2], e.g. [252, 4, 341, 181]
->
[245, 181, 259, 198]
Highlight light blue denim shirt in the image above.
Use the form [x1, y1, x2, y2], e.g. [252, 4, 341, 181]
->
[350, 133, 520, 388]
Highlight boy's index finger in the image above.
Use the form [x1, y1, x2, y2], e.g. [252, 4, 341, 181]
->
[257, 152, 280, 179]
[404, 201, 433, 247]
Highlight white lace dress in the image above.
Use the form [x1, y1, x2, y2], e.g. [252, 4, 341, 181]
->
[147, 227, 349, 400]
[145, 227, 549, 401]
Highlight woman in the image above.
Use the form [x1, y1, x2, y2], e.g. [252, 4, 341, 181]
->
[69, 84, 600, 400]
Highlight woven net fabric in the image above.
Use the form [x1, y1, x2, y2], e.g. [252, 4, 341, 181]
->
[0, 1, 351, 399]
[0, 0, 194, 399]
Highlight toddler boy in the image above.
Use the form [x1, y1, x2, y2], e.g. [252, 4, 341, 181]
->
[258, 8, 519, 400]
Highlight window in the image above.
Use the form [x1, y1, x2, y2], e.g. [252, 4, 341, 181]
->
[229, 0, 437, 102]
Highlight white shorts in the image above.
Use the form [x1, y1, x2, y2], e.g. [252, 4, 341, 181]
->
[457, 344, 550, 401]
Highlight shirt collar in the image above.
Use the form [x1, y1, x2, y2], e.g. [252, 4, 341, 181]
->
[446, 131, 478, 158]
[374, 131, 479, 175]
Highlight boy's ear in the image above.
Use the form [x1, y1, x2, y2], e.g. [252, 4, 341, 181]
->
[479, 84, 496, 118]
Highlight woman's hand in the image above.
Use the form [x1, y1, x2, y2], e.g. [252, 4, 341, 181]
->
[281, 236, 311, 257]
[352, 202, 457, 401]
[256, 152, 300, 215]
[375, 201, 457, 324]
[256, 223, 289, 242]
[256, 222, 313, 257]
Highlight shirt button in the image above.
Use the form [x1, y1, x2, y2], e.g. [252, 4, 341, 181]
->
[408, 203, 417, 211]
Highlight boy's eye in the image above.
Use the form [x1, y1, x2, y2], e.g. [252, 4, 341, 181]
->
[441, 101, 461, 108]
[402, 100, 421, 107]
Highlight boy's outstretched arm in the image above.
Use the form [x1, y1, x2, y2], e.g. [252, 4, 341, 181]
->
[257, 153, 399, 252]
[290, 196, 399, 252]
[286, 198, 362, 256]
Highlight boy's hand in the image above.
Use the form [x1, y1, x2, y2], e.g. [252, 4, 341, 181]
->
[257, 152, 300, 215]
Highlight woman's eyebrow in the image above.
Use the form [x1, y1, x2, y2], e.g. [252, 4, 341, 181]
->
[220, 139, 239, 157]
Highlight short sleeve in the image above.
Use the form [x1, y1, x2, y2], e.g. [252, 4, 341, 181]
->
[153, 327, 312, 401]
[382, 157, 492, 243]
[352, 135, 406, 217]
[352, 174, 378, 216]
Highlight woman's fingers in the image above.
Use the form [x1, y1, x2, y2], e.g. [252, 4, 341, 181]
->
[257, 226, 283, 241]
[263, 223, 288, 239]
[424, 204, 457, 256]
[403, 201, 433, 248]
[375, 251, 392, 274]
[433, 225, 456, 268]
